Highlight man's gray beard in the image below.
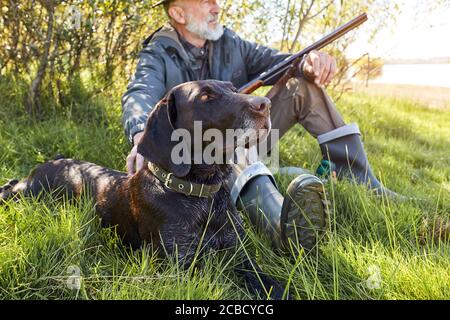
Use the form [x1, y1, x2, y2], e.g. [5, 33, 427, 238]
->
[185, 13, 224, 41]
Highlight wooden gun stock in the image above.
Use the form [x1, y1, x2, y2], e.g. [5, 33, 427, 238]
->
[239, 80, 264, 94]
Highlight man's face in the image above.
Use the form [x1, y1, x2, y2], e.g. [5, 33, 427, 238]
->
[173, 0, 224, 41]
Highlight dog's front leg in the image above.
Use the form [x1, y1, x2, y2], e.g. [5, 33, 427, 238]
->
[225, 210, 291, 300]
[234, 257, 291, 300]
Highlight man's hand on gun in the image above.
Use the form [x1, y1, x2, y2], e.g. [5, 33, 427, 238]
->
[302, 50, 337, 87]
[127, 131, 145, 175]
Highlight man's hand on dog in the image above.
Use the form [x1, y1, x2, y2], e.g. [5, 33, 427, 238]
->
[127, 131, 145, 175]
[302, 50, 337, 87]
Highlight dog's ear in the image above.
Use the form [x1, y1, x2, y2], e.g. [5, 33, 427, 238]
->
[137, 90, 191, 177]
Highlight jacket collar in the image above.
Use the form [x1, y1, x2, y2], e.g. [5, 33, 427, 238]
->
[144, 23, 192, 62]
[143, 23, 216, 77]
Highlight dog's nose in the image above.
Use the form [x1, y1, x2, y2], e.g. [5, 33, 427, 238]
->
[248, 96, 271, 116]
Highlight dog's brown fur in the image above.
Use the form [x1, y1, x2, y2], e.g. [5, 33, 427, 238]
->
[0, 80, 287, 299]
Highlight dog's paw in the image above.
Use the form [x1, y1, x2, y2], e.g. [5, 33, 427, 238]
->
[0, 179, 19, 204]
[53, 154, 66, 160]
[255, 272, 292, 300]
[266, 280, 292, 300]
[0, 186, 11, 203]
[8, 179, 19, 187]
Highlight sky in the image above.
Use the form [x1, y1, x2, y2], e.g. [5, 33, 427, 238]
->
[347, 2, 450, 60]
[255, 0, 450, 60]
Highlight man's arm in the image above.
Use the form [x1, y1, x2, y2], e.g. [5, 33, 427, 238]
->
[122, 44, 167, 174]
[122, 45, 167, 144]
[236, 33, 336, 87]
[236, 34, 290, 84]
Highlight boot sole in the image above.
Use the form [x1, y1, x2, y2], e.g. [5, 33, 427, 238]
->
[280, 174, 329, 253]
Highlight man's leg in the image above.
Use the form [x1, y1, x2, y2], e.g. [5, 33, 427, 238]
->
[270, 76, 400, 196]
[228, 76, 402, 253]
[227, 77, 336, 252]
[269, 76, 345, 140]
[227, 160, 328, 253]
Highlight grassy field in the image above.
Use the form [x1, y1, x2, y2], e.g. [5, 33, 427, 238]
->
[0, 78, 449, 300]
[353, 83, 450, 110]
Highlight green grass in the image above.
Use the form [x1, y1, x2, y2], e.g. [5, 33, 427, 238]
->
[0, 78, 449, 300]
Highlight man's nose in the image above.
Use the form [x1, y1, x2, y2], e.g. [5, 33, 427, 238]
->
[211, 0, 221, 14]
[248, 96, 271, 116]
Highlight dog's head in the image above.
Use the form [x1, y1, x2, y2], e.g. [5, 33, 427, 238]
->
[137, 80, 271, 177]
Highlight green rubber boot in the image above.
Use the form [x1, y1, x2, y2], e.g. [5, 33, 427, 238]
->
[280, 172, 329, 252]
[236, 167, 329, 253]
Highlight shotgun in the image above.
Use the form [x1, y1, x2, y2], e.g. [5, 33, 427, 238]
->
[238, 13, 368, 95]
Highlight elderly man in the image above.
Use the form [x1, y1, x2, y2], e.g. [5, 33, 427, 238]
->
[122, 0, 397, 251]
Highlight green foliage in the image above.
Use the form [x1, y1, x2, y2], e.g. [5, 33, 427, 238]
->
[0, 77, 449, 299]
[0, 0, 403, 114]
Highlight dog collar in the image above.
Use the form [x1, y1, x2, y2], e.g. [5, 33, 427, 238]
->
[147, 162, 221, 198]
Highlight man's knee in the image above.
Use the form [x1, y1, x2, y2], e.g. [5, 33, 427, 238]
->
[275, 76, 329, 106]
[275, 77, 305, 100]
[292, 76, 331, 102]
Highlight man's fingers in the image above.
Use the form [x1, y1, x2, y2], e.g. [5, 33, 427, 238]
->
[304, 51, 338, 86]
[310, 51, 321, 78]
[136, 154, 145, 173]
[126, 145, 145, 175]
[304, 63, 314, 76]
[127, 154, 136, 175]
[321, 55, 335, 85]
[303, 53, 313, 76]
[127, 145, 138, 175]
[325, 58, 337, 85]
[319, 53, 331, 85]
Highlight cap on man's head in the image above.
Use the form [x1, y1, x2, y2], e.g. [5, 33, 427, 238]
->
[151, 0, 172, 8]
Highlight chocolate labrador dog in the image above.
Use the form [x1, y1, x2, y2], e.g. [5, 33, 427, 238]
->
[0, 80, 288, 299]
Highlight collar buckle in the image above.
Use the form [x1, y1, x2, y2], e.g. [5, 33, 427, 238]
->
[164, 172, 173, 188]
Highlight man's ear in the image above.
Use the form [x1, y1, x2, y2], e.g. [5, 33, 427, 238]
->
[168, 6, 186, 24]
[137, 91, 191, 177]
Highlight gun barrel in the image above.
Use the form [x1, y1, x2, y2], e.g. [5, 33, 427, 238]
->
[238, 13, 368, 94]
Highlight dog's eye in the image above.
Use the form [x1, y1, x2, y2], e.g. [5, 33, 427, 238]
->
[198, 88, 216, 102]
[200, 94, 211, 102]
